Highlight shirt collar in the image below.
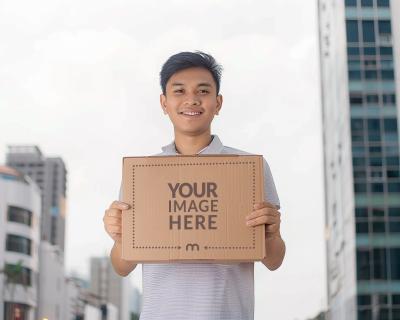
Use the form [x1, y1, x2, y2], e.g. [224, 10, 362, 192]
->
[161, 134, 224, 155]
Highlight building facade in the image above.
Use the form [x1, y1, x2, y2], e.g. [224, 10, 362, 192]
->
[90, 257, 133, 320]
[318, 0, 400, 319]
[0, 166, 41, 320]
[6, 145, 67, 253]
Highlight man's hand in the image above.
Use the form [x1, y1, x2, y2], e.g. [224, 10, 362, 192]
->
[103, 200, 131, 244]
[245, 201, 281, 239]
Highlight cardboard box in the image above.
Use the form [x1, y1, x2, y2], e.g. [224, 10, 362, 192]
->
[121, 154, 266, 263]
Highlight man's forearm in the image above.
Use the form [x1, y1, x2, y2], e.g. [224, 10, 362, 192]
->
[110, 241, 137, 276]
[261, 233, 286, 270]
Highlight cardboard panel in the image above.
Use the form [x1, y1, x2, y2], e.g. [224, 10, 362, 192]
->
[121, 154, 265, 262]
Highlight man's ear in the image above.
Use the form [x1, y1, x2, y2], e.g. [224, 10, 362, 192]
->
[216, 94, 223, 115]
[160, 93, 167, 114]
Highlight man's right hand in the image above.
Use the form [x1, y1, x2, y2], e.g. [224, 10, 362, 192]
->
[103, 200, 131, 243]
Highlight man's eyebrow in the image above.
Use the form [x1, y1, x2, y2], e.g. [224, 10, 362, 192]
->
[171, 82, 213, 87]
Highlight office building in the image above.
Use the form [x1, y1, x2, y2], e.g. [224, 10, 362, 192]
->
[318, 0, 400, 319]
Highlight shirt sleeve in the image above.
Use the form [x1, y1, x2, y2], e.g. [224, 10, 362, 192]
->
[262, 156, 281, 210]
[118, 181, 123, 201]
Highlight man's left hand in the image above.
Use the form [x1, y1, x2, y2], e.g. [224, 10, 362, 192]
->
[245, 201, 281, 238]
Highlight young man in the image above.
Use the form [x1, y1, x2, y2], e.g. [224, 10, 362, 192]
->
[103, 51, 285, 320]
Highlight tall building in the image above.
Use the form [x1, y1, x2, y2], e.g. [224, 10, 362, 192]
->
[318, 0, 400, 319]
[0, 166, 41, 320]
[89, 256, 134, 320]
[6, 146, 67, 253]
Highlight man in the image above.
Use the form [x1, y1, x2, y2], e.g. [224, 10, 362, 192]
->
[103, 51, 285, 320]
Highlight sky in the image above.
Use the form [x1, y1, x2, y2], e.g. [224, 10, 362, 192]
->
[0, 0, 326, 319]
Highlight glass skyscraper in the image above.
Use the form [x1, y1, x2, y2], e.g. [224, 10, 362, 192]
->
[318, 0, 400, 319]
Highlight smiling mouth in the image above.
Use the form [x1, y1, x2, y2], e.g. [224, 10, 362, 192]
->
[179, 111, 203, 116]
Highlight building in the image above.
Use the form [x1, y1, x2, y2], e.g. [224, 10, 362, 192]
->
[6, 145, 67, 253]
[89, 256, 134, 320]
[36, 241, 65, 320]
[318, 0, 400, 319]
[0, 166, 41, 320]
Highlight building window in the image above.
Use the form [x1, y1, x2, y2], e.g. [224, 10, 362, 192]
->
[377, 0, 389, 7]
[7, 206, 32, 226]
[357, 249, 371, 280]
[378, 20, 391, 36]
[373, 248, 387, 279]
[4, 264, 32, 286]
[6, 234, 31, 256]
[346, 20, 359, 42]
[390, 249, 400, 280]
[361, 0, 373, 7]
[362, 20, 375, 43]
[345, 0, 357, 6]
[3, 302, 30, 320]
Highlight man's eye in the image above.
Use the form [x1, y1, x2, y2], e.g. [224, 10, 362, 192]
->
[199, 90, 209, 94]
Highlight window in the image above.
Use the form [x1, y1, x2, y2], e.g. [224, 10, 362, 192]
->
[345, 0, 357, 6]
[349, 70, 361, 80]
[389, 208, 400, 217]
[362, 20, 375, 43]
[358, 309, 372, 320]
[4, 303, 30, 320]
[350, 93, 363, 105]
[356, 222, 369, 233]
[346, 20, 359, 42]
[347, 46, 360, 55]
[7, 206, 32, 226]
[363, 46, 376, 55]
[356, 207, 368, 218]
[355, 183, 367, 193]
[378, 20, 391, 35]
[389, 221, 400, 233]
[357, 249, 371, 280]
[377, 0, 389, 7]
[361, 0, 373, 6]
[351, 119, 364, 131]
[386, 157, 399, 166]
[390, 249, 400, 280]
[373, 248, 387, 279]
[367, 119, 380, 132]
[382, 93, 396, 105]
[380, 46, 392, 56]
[6, 234, 31, 255]
[366, 94, 379, 104]
[358, 294, 371, 306]
[4, 264, 32, 286]
[388, 183, 400, 193]
[384, 119, 398, 133]
[381, 70, 394, 79]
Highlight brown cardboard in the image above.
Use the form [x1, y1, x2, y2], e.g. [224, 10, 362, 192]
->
[121, 154, 266, 263]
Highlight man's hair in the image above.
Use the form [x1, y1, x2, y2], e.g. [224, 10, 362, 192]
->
[159, 50, 223, 96]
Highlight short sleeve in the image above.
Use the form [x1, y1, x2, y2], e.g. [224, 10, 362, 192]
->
[118, 181, 123, 201]
[262, 156, 280, 210]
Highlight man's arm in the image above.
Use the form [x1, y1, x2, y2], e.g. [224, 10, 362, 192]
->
[261, 232, 286, 271]
[110, 241, 137, 276]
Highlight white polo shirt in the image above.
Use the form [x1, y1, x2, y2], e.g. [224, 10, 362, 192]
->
[119, 134, 280, 320]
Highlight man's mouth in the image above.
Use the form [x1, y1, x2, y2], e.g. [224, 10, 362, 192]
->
[179, 111, 203, 116]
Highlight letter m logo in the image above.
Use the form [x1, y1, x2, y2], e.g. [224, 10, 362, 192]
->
[185, 243, 200, 251]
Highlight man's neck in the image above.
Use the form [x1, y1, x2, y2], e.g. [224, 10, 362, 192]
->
[173, 130, 213, 155]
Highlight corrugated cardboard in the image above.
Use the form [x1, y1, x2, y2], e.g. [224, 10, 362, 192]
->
[121, 154, 266, 263]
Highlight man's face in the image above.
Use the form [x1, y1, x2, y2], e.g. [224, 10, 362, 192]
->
[160, 67, 223, 136]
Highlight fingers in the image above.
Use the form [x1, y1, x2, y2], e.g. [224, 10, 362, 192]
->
[109, 200, 131, 210]
[253, 201, 276, 210]
[246, 214, 280, 227]
[103, 200, 130, 242]
[246, 207, 280, 221]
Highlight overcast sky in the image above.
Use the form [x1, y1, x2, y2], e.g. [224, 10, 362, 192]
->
[0, 1, 325, 319]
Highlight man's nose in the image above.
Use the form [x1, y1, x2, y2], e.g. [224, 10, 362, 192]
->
[184, 97, 200, 106]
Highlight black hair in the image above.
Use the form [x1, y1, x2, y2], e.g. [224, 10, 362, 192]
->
[159, 50, 223, 96]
